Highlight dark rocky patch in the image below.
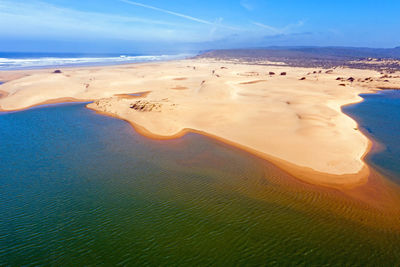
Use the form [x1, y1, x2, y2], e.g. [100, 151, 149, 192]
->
[130, 100, 161, 112]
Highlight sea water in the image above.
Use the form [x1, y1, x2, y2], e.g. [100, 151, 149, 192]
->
[0, 52, 192, 70]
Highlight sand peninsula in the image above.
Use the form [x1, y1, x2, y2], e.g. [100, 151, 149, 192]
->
[1, 57, 400, 188]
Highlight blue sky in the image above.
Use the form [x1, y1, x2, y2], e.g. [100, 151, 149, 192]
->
[0, 0, 399, 53]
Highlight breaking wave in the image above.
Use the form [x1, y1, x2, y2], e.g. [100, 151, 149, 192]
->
[0, 54, 193, 70]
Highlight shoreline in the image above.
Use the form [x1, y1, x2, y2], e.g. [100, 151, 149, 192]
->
[87, 102, 371, 189]
[0, 93, 371, 189]
[87, 101, 400, 227]
[0, 84, 384, 190]
[1, 58, 400, 189]
[0, 60, 162, 83]
[0, 93, 372, 187]
[0, 86, 376, 188]
[0, 97, 92, 112]
[0, 53, 195, 73]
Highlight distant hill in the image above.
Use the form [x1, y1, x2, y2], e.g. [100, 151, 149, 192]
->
[197, 47, 400, 70]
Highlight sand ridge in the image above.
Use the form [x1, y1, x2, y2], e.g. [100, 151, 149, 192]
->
[1, 59, 399, 187]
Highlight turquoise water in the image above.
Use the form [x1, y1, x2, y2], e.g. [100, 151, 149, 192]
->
[343, 90, 400, 181]
[1, 103, 400, 266]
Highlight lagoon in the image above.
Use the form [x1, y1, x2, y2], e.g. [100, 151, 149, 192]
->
[1, 101, 400, 266]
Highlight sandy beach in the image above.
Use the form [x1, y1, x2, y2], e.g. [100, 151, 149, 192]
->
[1, 58, 399, 188]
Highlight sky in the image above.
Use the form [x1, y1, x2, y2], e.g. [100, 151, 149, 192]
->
[0, 0, 399, 53]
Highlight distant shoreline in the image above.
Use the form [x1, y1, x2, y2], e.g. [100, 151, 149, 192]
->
[0, 52, 194, 71]
[3, 46, 400, 71]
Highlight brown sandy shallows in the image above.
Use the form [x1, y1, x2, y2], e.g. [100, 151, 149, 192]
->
[114, 91, 151, 99]
[1, 59, 400, 188]
[239, 80, 268, 85]
[171, 86, 188, 90]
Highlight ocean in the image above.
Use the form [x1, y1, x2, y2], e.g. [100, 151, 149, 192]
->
[0, 52, 193, 70]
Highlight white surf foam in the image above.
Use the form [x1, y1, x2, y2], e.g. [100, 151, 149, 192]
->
[0, 54, 193, 70]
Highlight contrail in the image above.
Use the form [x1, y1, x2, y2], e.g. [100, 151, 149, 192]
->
[119, 0, 213, 25]
[119, 0, 240, 30]
[252, 22, 281, 34]
[252, 20, 305, 34]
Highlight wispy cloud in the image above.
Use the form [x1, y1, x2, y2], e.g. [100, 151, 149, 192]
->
[0, 0, 308, 50]
[0, 0, 213, 42]
[240, 0, 254, 11]
[0, 0, 177, 26]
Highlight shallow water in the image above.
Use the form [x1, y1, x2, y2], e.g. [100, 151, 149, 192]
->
[1, 102, 400, 266]
[343, 90, 400, 181]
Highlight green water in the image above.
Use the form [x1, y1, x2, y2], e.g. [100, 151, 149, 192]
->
[1, 103, 400, 266]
